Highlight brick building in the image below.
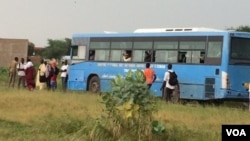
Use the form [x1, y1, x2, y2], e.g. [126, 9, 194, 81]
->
[0, 38, 28, 68]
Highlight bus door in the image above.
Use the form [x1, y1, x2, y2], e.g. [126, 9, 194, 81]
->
[226, 36, 250, 100]
[204, 37, 223, 99]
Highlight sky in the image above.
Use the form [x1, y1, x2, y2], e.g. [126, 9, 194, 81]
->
[1, 0, 250, 47]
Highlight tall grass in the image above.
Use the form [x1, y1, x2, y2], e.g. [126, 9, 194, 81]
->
[0, 89, 102, 140]
[0, 88, 250, 141]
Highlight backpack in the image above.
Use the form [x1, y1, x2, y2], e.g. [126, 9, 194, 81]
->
[168, 71, 178, 86]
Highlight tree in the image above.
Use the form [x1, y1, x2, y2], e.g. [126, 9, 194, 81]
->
[227, 25, 250, 32]
[28, 42, 35, 56]
[42, 38, 71, 60]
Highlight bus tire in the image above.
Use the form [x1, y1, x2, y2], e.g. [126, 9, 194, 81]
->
[88, 76, 100, 93]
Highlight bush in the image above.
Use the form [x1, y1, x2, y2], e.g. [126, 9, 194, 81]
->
[90, 70, 162, 141]
[0, 67, 8, 86]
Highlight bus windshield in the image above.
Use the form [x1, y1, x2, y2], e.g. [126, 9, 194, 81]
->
[230, 37, 250, 62]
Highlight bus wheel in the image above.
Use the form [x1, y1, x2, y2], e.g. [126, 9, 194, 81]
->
[88, 76, 100, 93]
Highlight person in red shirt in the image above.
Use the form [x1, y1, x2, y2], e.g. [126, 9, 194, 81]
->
[25, 61, 36, 91]
[143, 63, 157, 89]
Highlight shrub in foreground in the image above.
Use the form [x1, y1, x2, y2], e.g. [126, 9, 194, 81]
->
[90, 70, 166, 141]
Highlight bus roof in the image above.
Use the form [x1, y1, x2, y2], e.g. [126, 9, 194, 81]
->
[133, 27, 225, 32]
[72, 28, 250, 38]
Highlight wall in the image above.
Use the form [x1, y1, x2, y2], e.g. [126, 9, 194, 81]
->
[0, 38, 28, 68]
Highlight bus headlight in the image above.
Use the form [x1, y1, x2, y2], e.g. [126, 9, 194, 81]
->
[242, 82, 250, 90]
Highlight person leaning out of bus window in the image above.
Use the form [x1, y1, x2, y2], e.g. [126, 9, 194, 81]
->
[123, 50, 132, 62]
[144, 50, 151, 62]
[181, 53, 186, 63]
[89, 50, 95, 60]
[144, 62, 157, 89]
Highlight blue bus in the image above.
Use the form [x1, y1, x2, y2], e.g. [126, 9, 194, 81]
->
[68, 28, 250, 101]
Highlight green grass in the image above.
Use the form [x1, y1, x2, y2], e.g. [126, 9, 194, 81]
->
[0, 88, 249, 141]
[0, 67, 250, 141]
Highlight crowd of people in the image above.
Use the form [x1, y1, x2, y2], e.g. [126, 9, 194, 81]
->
[8, 57, 69, 92]
[8, 56, 179, 100]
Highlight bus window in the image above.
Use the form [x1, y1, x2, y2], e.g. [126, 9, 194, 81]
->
[230, 37, 250, 65]
[191, 51, 202, 64]
[89, 39, 110, 61]
[155, 50, 178, 63]
[178, 39, 206, 64]
[185, 51, 192, 63]
[110, 50, 123, 61]
[132, 50, 154, 62]
[154, 41, 178, 49]
[152, 51, 156, 62]
[111, 41, 132, 49]
[110, 38, 133, 62]
[207, 42, 221, 58]
[71, 45, 86, 62]
[207, 42, 222, 58]
[90, 41, 110, 49]
[179, 41, 205, 50]
[71, 46, 78, 57]
[95, 50, 109, 61]
[205, 37, 222, 65]
[132, 50, 144, 62]
[133, 41, 152, 49]
[179, 51, 205, 64]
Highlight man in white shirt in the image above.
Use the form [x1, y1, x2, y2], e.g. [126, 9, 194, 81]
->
[17, 58, 25, 89]
[60, 60, 69, 92]
[161, 64, 176, 102]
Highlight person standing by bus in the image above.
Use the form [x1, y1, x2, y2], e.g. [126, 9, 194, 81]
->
[17, 58, 26, 89]
[143, 63, 157, 89]
[8, 57, 18, 88]
[50, 59, 59, 91]
[25, 61, 36, 91]
[60, 60, 69, 92]
[161, 64, 177, 102]
[36, 59, 46, 90]
[45, 60, 51, 90]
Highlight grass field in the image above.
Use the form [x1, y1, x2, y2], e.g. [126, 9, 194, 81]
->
[0, 86, 250, 141]
[0, 67, 250, 141]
